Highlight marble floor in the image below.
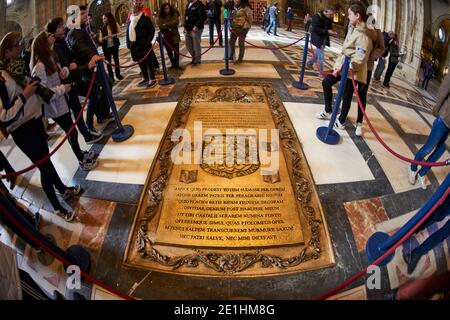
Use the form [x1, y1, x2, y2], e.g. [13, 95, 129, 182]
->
[0, 25, 448, 300]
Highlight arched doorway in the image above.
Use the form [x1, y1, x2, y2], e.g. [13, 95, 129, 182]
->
[422, 18, 450, 81]
[115, 3, 129, 26]
[88, 0, 112, 31]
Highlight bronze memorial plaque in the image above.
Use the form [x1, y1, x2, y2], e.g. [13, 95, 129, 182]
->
[125, 82, 335, 277]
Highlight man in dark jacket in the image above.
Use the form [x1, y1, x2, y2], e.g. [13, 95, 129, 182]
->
[66, 5, 113, 135]
[184, 0, 207, 65]
[126, 0, 157, 88]
[373, 31, 394, 81]
[206, 0, 223, 47]
[383, 34, 404, 88]
[306, 6, 336, 73]
[46, 17, 103, 144]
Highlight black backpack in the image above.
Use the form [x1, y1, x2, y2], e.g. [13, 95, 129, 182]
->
[0, 71, 24, 129]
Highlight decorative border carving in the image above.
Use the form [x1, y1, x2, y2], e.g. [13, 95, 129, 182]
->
[129, 82, 328, 274]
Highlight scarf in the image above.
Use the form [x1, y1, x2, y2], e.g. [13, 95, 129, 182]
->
[0, 58, 27, 88]
[129, 12, 143, 42]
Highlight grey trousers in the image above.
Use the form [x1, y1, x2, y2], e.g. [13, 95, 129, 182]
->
[185, 29, 203, 64]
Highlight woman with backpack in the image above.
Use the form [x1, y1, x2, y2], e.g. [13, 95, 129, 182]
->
[229, 0, 252, 64]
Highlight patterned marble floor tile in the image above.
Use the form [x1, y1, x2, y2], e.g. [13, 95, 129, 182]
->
[419, 111, 436, 127]
[378, 102, 431, 135]
[284, 102, 375, 185]
[444, 236, 450, 270]
[344, 197, 389, 252]
[375, 211, 438, 290]
[90, 284, 124, 300]
[287, 85, 319, 98]
[361, 105, 420, 193]
[180, 47, 279, 63]
[86, 102, 177, 184]
[327, 285, 367, 300]
[179, 63, 280, 79]
[20, 197, 116, 295]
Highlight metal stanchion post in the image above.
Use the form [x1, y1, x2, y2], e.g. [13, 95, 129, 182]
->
[97, 62, 134, 142]
[292, 32, 310, 90]
[158, 32, 175, 85]
[316, 56, 350, 145]
[220, 18, 235, 76]
[366, 174, 450, 265]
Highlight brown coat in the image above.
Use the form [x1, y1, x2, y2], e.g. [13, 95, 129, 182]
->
[433, 73, 450, 128]
[366, 28, 385, 72]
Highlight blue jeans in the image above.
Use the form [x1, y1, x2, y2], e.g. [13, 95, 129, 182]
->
[411, 117, 449, 177]
[265, 18, 277, 35]
[185, 29, 203, 64]
[307, 46, 324, 73]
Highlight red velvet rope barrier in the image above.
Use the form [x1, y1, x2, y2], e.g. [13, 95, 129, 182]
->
[1, 70, 98, 180]
[349, 69, 449, 167]
[161, 30, 223, 59]
[318, 187, 449, 300]
[105, 39, 159, 69]
[0, 202, 135, 300]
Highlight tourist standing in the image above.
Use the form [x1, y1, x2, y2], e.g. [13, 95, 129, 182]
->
[30, 31, 99, 172]
[229, 0, 252, 64]
[373, 31, 394, 81]
[206, 0, 223, 47]
[265, 3, 279, 36]
[126, 0, 157, 88]
[46, 17, 103, 145]
[0, 32, 80, 221]
[184, 0, 207, 66]
[408, 74, 450, 189]
[383, 33, 402, 88]
[316, 3, 372, 131]
[306, 6, 337, 73]
[100, 12, 123, 83]
[422, 60, 435, 91]
[158, 3, 181, 69]
[286, 7, 294, 32]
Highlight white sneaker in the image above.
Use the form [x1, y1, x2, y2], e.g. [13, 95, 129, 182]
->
[407, 167, 417, 185]
[355, 123, 363, 136]
[417, 175, 427, 190]
[315, 111, 332, 120]
[333, 120, 346, 130]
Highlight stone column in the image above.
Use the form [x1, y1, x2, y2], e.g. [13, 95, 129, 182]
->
[0, 0, 6, 38]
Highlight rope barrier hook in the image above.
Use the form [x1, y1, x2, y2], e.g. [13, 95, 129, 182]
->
[292, 32, 310, 90]
[316, 56, 351, 145]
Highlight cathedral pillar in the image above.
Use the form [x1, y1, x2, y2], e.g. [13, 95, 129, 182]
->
[0, 0, 5, 38]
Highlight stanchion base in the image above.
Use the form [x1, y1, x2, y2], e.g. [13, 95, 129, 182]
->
[366, 232, 394, 266]
[220, 69, 236, 76]
[316, 126, 341, 145]
[112, 125, 134, 142]
[66, 245, 91, 273]
[159, 77, 175, 86]
[292, 81, 309, 90]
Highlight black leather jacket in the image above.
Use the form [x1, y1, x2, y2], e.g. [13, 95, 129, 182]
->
[184, 1, 207, 31]
[66, 24, 99, 75]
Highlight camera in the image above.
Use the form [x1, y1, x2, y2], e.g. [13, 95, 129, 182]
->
[30, 76, 55, 104]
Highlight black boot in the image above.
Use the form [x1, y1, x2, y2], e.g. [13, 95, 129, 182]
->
[115, 68, 124, 80]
